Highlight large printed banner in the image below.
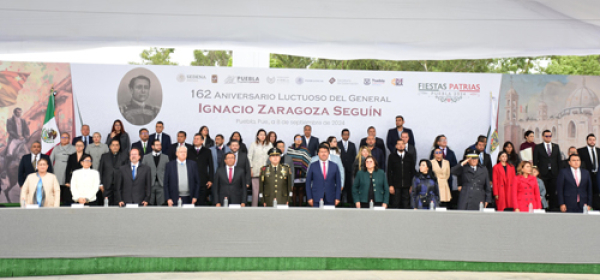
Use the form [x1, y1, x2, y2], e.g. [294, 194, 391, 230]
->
[1, 61, 505, 203]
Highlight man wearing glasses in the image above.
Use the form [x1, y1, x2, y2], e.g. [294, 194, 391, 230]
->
[131, 128, 152, 160]
[533, 130, 562, 211]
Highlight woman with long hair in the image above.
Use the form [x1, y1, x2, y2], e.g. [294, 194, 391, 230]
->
[503, 141, 521, 171]
[353, 146, 371, 178]
[248, 129, 273, 206]
[227, 131, 248, 154]
[327, 136, 340, 156]
[493, 151, 516, 211]
[267, 131, 278, 147]
[198, 126, 214, 148]
[287, 134, 312, 206]
[105, 119, 131, 153]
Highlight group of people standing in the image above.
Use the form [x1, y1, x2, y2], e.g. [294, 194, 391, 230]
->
[16, 115, 598, 213]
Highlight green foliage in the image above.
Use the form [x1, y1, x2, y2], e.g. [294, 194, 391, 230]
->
[129, 48, 178, 65]
[545, 55, 600, 76]
[191, 50, 232, 67]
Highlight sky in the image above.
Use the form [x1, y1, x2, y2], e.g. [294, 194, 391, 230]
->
[0, 47, 197, 66]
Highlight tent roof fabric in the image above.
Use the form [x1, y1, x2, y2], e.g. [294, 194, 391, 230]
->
[1, 0, 599, 60]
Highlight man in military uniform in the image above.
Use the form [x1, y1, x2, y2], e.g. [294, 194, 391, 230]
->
[451, 149, 492, 210]
[120, 75, 160, 125]
[259, 148, 293, 207]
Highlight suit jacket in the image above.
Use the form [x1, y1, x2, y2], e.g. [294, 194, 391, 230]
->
[18, 154, 54, 186]
[360, 137, 386, 155]
[301, 136, 320, 157]
[210, 145, 231, 173]
[115, 163, 152, 204]
[213, 165, 247, 205]
[131, 140, 152, 160]
[169, 143, 193, 161]
[352, 169, 389, 204]
[557, 168, 593, 212]
[386, 127, 415, 152]
[309, 154, 345, 188]
[387, 151, 415, 189]
[20, 173, 60, 207]
[305, 160, 342, 206]
[149, 132, 172, 156]
[577, 146, 600, 175]
[187, 146, 215, 186]
[6, 117, 29, 141]
[233, 151, 252, 187]
[163, 160, 201, 201]
[405, 144, 418, 165]
[533, 143, 561, 179]
[338, 140, 357, 181]
[98, 152, 130, 199]
[370, 146, 386, 171]
[105, 132, 131, 153]
[141, 153, 169, 187]
[430, 147, 458, 188]
[72, 135, 93, 149]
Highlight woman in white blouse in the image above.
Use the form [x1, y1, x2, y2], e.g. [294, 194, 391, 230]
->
[248, 129, 273, 207]
[70, 154, 101, 205]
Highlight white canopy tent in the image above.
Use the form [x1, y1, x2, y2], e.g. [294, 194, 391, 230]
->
[0, 0, 599, 60]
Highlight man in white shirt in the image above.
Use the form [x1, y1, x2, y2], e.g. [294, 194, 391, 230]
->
[70, 154, 101, 205]
[577, 133, 600, 209]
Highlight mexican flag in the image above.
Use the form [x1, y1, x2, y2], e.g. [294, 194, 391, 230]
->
[41, 87, 59, 154]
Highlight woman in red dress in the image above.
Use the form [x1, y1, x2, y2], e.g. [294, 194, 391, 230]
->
[493, 151, 515, 211]
[513, 161, 542, 212]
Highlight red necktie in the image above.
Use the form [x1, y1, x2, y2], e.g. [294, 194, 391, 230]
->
[323, 162, 327, 180]
[228, 167, 233, 183]
[443, 148, 446, 159]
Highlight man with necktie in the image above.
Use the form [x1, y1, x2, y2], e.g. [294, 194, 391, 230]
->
[72, 124, 92, 149]
[338, 129, 356, 205]
[141, 139, 170, 205]
[186, 133, 214, 205]
[148, 121, 172, 157]
[533, 130, 562, 211]
[213, 152, 247, 206]
[115, 147, 152, 207]
[305, 144, 342, 207]
[557, 154, 593, 213]
[131, 128, 151, 160]
[577, 133, 600, 209]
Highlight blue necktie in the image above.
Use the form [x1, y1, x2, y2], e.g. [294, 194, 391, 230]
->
[132, 165, 136, 180]
[36, 176, 43, 207]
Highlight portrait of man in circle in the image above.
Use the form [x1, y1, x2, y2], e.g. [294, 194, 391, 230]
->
[118, 69, 162, 126]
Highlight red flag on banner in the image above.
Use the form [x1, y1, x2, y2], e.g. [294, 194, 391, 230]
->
[0, 71, 30, 107]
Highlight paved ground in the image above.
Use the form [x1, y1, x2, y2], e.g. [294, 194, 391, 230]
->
[10, 271, 599, 280]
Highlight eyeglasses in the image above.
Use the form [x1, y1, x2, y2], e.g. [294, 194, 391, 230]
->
[434, 151, 443, 154]
[61, 137, 69, 139]
[141, 132, 149, 136]
[544, 135, 552, 138]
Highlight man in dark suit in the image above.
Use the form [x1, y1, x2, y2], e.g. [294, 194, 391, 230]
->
[163, 145, 201, 206]
[169, 131, 193, 161]
[148, 121, 172, 157]
[17, 141, 53, 186]
[229, 140, 252, 189]
[387, 139, 415, 209]
[338, 129, 356, 205]
[533, 130, 562, 210]
[557, 154, 593, 213]
[305, 144, 342, 207]
[210, 134, 231, 173]
[71, 124, 92, 149]
[360, 126, 386, 154]
[301, 125, 319, 156]
[131, 128, 151, 160]
[451, 150, 492, 210]
[141, 139, 169, 206]
[187, 133, 214, 205]
[6, 107, 30, 157]
[577, 133, 600, 209]
[115, 147, 152, 206]
[386, 115, 415, 153]
[365, 135, 386, 171]
[213, 152, 247, 206]
[473, 137, 493, 182]
[562, 147, 586, 169]
[98, 139, 130, 205]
